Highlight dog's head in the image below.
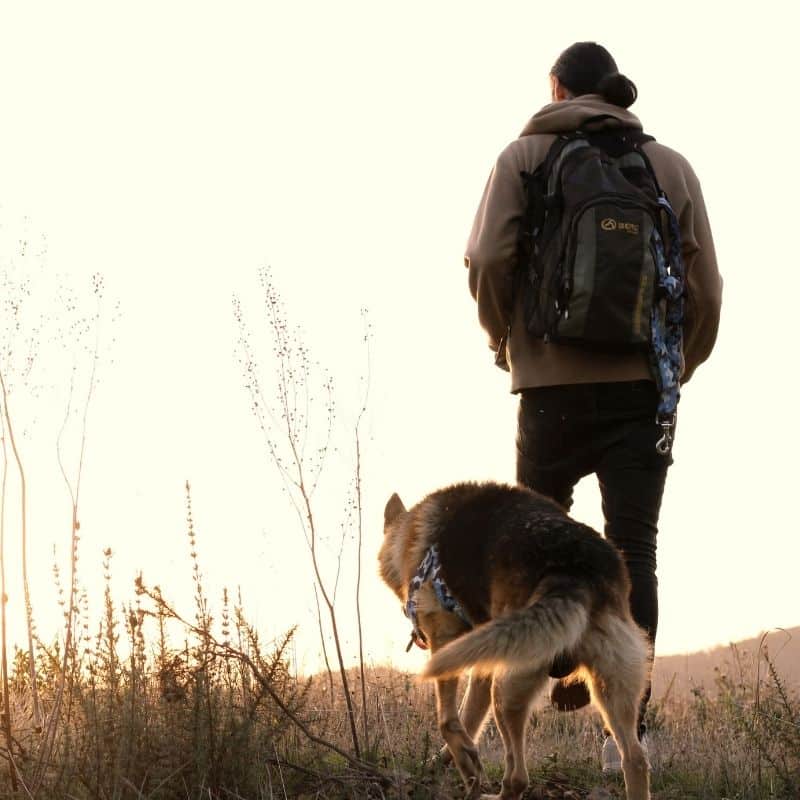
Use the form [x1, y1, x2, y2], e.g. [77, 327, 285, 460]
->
[377, 492, 408, 597]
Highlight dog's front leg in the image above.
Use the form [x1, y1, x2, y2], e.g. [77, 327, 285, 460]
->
[487, 668, 548, 800]
[436, 677, 483, 798]
[436, 672, 493, 767]
[460, 673, 493, 741]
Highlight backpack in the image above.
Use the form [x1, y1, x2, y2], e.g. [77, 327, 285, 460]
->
[516, 118, 686, 453]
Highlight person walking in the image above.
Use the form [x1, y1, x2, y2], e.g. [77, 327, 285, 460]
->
[464, 41, 722, 770]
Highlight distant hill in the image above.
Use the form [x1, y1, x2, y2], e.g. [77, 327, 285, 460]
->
[651, 626, 799, 700]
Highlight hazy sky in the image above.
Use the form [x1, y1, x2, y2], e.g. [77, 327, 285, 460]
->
[0, 1, 797, 676]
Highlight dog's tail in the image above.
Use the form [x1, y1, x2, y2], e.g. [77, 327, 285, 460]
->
[421, 588, 591, 680]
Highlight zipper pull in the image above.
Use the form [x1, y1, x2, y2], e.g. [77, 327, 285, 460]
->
[559, 277, 572, 319]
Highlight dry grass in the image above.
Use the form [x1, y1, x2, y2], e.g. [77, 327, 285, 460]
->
[3, 557, 798, 800]
[2, 479, 799, 799]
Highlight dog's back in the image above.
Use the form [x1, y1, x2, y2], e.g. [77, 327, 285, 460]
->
[431, 482, 629, 622]
[413, 483, 636, 679]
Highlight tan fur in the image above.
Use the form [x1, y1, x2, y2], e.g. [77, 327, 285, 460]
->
[422, 590, 591, 680]
[379, 487, 651, 800]
[379, 494, 440, 602]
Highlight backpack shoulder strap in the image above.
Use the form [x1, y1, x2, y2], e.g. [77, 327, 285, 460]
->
[518, 133, 577, 240]
[626, 130, 667, 197]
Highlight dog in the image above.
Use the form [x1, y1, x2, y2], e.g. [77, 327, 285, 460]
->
[379, 481, 650, 800]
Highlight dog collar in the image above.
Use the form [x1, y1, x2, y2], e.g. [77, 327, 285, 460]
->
[404, 544, 472, 651]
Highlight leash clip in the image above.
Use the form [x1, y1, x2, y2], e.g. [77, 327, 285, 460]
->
[655, 413, 676, 455]
[406, 631, 429, 652]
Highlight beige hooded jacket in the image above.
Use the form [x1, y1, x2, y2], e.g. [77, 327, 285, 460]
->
[465, 96, 722, 392]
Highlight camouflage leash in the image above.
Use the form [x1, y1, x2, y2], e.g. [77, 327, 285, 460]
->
[404, 545, 472, 651]
[650, 195, 686, 456]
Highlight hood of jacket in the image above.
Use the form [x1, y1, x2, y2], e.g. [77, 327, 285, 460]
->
[520, 95, 643, 137]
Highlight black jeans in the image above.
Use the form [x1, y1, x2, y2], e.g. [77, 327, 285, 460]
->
[516, 380, 671, 734]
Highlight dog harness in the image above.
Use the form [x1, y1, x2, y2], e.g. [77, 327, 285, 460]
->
[404, 544, 472, 651]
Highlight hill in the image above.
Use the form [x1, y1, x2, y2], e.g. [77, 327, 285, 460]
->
[651, 625, 799, 700]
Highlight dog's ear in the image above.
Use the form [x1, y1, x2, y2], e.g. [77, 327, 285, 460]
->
[384, 493, 406, 527]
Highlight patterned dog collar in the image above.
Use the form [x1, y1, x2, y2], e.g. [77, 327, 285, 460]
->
[404, 544, 471, 650]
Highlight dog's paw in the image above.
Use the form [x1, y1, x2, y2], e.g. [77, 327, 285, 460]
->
[457, 743, 483, 781]
[464, 775, 482, 800]
[427, 744, 452, 769]
[469, 746, 485, 779]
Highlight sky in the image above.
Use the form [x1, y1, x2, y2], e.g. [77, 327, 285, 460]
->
[0, 1, 798, 679]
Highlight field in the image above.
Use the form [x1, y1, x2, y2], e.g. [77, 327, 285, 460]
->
[1, 567, 798, 800]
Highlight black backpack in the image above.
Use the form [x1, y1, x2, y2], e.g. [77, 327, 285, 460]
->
[516, 118, 686, 454]
[518, 121, 668, 349]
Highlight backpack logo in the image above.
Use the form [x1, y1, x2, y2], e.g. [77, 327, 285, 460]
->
[601, 217, 639, 235]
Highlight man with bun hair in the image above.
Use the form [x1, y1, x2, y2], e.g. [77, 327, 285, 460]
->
[464, 41, 722, 771]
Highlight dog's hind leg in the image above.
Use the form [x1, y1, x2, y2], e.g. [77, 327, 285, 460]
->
[584, 620, 651, 800]
[436, 673, 493, 767]
[435, 677, 484, 798]
[485, 666, 548, 800]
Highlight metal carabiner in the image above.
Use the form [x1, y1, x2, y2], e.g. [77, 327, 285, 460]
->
[655, 414, 676, 455]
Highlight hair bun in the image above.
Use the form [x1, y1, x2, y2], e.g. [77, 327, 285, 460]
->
[597, 72, 638, 108]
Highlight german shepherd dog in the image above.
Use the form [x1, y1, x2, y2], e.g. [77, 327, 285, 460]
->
[379, 481, 650, 800]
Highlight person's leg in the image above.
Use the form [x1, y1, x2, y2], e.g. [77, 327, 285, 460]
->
[598, 465, 666, 734]
[516, 386, 591, 691]
[596, 382, 672, 736]
[515, 386, 589, 510]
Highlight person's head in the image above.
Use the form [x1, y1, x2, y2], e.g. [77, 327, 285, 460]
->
[549, 42, 637, 108]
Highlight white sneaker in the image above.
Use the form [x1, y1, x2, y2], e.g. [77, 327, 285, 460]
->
[601, 734, 649, 774]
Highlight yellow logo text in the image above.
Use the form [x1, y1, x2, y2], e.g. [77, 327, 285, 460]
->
[601, 218, 639, 235]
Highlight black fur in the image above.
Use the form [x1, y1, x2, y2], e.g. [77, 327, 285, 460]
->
[426, 482, 629, 625]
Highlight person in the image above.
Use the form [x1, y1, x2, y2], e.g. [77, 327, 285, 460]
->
[464, 42, 722, 771]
